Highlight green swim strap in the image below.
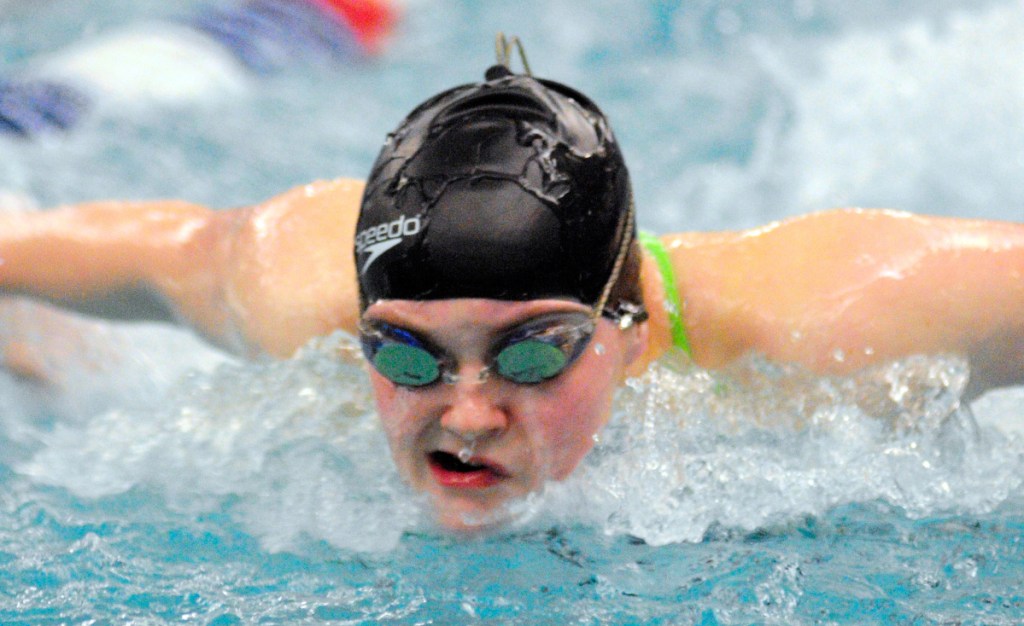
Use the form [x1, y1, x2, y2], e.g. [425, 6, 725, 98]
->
[638, 231, 692, 356]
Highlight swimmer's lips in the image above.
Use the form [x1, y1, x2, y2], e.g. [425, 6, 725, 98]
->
[427, 450, 509, 489]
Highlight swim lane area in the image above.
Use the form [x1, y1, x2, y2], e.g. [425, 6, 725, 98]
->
[2, 0, 1024, 623]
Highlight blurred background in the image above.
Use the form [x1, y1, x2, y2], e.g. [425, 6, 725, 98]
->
[2, 0, 1023, 235]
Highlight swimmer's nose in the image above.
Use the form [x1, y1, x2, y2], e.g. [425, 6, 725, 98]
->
[439, 377, 508, 438]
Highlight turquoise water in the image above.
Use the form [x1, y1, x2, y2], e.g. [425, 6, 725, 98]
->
[2, 0, 1024, 623]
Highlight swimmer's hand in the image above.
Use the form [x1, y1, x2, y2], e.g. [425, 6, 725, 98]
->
[0, 79, 89, 137]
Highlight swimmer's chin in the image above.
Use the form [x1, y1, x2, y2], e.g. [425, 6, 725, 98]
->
[429, 489, 546, 535]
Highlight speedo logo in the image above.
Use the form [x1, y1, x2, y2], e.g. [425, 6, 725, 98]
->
[355, 214, 422, 274]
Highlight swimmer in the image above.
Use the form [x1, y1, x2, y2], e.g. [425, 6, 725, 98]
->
[0, 0, 396, 135]
[1, 51, 1023, 530]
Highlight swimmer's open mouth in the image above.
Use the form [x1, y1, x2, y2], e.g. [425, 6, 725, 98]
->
[428, 451, 508, 488]
[429, 451, 504, 473]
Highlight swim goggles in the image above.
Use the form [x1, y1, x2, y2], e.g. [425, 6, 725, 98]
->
[358, 312, 596, 387]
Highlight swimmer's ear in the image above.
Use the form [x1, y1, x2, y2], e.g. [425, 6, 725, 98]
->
[622, 321, 649, 379]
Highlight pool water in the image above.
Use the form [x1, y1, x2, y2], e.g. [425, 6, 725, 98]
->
[2, 0, 1024, 623]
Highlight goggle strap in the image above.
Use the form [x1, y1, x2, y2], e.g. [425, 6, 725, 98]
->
[593, 193, 637, 321]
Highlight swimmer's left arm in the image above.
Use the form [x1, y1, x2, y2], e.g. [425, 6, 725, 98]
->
[0, 178, 365, 358]
[644, 209, 1024, 395]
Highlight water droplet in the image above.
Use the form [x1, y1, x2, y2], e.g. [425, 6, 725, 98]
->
[457, 447, 473, 463]
[594, 343, 606, 356]
[832, 348, 846, 363]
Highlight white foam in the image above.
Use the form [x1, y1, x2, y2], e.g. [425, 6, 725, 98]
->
[16, 331, 417, 553]
[778, 3, 1024, 215]
[646, 2, 1024, 229]
[973, 386, 1024, 438]
[542, 351, 1024, 545]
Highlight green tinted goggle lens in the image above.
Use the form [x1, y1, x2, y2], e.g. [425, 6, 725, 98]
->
[493, 340, 568, 383]
[371, 343, 440, 386]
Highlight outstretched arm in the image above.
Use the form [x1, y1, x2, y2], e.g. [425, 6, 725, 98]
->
[0, 178, 364, 357]
[642, 209, 1024, 395]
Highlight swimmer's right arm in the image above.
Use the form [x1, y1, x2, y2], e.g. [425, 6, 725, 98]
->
[0, 178, 365, 358]
[646, 209, 1024, 396]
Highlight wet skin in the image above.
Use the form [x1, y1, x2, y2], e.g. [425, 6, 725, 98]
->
[362, 298, 646, 531]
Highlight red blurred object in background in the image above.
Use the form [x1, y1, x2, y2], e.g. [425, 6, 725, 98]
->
[314, 0, 398, 54]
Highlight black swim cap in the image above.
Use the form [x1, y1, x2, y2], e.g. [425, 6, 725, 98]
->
[356, 63, 643, 319]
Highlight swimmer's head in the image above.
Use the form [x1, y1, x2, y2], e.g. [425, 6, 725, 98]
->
[355, 61, 644, 321]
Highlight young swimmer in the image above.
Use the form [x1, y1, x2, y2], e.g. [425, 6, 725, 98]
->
[1, 59, 1024, 529]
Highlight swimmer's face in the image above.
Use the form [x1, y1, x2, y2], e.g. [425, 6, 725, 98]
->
[361, 298, 646, 531]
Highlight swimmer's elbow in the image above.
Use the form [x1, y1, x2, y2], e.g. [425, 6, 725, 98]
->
[147, 208, 254, 356]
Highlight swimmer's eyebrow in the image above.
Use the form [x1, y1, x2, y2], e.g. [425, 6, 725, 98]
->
[359, 315, 436, 341]
[362, 304, 590, 343]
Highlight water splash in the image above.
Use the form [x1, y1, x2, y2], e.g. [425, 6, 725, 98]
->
[542, 350, 1023, 545]
[10, 325, 1024, 552]
[17, 331, 419, 553]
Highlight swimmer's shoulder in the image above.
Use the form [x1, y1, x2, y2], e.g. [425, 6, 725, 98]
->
[636, 229, 747, 371]
[246, 177, 365, 233]
[231, 177, 364, 267]
[640, 211, 916, 369]
[223, 178, 365, 357]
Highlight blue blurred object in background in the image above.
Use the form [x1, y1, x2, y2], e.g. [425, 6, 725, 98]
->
[190, 0, 364, 74]
[0, 79, 89, 136]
